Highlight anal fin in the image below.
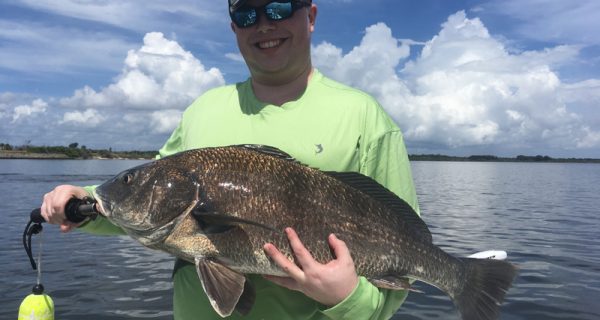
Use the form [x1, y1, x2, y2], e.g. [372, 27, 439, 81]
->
[369, 275, 423, 293]
[195, 257, 256, 317]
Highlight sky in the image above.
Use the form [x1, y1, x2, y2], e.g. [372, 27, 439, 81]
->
[1, 0, 599, 158]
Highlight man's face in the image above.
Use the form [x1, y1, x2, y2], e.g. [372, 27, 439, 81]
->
[231, 0, 317, 85]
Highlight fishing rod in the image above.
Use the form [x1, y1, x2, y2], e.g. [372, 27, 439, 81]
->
[19, 197, 100, 320]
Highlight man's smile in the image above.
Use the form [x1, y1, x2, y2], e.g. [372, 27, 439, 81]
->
[255, 38, 287, 49]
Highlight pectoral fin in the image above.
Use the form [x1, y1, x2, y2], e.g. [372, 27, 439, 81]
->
[192, 204, 279, 234]
[194, 257, 256, 317]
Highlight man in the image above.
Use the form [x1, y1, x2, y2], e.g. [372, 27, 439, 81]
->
[40, 0, 420, 318]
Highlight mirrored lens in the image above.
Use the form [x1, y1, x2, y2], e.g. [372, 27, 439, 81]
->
[232, 1, 307, 28]
[232, 9, 257, 28]
[265, 2, 293, 20]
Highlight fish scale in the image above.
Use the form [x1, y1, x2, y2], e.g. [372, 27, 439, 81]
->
[196, 148, 415, 274]
[95, 145, 517, 319]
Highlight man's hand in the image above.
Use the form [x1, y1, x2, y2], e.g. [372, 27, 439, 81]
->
[41, 184, 88, 233]
[263, 227, 359, 306]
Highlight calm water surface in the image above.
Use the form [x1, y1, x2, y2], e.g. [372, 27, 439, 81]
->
[1, 159, 599, 319]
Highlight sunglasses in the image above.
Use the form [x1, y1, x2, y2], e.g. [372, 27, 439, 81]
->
[230, 0, 312, 28]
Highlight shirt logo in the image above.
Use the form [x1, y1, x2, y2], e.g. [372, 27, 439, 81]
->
[315, 144, 323, 154]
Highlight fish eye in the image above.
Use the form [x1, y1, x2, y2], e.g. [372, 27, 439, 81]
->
[122, 172, 135, 185]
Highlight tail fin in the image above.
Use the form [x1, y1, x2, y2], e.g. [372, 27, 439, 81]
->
[451, 258, 518, 320]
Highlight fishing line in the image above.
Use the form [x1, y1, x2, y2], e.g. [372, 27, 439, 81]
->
[36, 230, 43, 285]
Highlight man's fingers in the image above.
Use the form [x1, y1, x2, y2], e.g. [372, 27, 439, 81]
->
[39, 185, 90, 227]
[40, 198, 49, 222]
[263, 243, 305, 281]
[329, 233, 352, 262]
[285, 227, 316, 268]
[60, 223, 73, 233]
[42, 192, 62, 224]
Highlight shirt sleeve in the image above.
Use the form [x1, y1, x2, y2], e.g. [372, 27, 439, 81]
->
[76, 185, 126, 235]
[322, 277, 409, 320]
[322, 130, 420, 320]
[157, 118, 185, 159]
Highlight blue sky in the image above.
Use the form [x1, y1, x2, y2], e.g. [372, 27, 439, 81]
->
[1, 0, 599, 157]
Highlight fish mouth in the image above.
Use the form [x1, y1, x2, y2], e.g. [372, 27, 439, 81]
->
[92, 189, 111, 218]
[92, 187, 173, 234]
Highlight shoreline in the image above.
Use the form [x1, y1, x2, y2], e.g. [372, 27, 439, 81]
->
[2, 151, 599, 163]
[0, 151, 154, 160]
[408, 154, 600, 163]
[0, 151, 70, 159]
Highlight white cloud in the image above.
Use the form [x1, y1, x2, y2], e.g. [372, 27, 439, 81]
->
[0, 20, 133, 74]
[3, 7, 599, 156]
[576, 128, 600, 148]
[60, 32, 225, 110]
[11, 99, 48, 123]
[560, 79, 600, 107]
[314, 23, 411, 92]
[0, 93, 13, 120]
[115, 109, 182, 136]
[313, 11, 600, 152]
[225, 52, 245, 63]
[15, 0, 222, 33]
[61, 109, 106, 127]
[1, 32, 225, 149]
[150, 110, 184, 134]
[1, 0, 234, 85]
[481, 0, 600, 45]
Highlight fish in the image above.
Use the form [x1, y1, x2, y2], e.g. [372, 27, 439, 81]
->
[93, 144, 517, 319]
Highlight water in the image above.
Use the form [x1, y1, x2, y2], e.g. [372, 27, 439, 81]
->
[0, 160, 173, 319]
[394, 162, 600, 320]
[1, 159, 599, 319]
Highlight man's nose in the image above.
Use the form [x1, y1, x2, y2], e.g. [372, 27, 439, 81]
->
[255, 11, 276, 33]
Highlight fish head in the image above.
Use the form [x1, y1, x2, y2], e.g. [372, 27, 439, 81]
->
[94, 158, 200, 232]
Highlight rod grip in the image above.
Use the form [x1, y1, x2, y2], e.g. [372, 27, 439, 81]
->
[29, 208, 45, 224]
[29, 198, 93, 224]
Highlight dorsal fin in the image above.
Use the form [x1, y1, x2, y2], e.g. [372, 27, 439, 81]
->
[234, 144, 297, 162]
[325, 172, 432, 243]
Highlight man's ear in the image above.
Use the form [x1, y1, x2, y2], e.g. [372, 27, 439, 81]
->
[230, 21, 236, 33]
[309, 5, 317, 32]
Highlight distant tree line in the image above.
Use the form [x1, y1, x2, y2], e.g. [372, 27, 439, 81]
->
[3, 142, 599, 162]
[515, 155, 553, 162]
[0, 142, 157, 159]
[409, 154, 599, 163]
[0, 143, 13, 150]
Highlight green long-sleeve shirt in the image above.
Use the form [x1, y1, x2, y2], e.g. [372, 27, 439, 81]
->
[81, 69, 419, 319]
